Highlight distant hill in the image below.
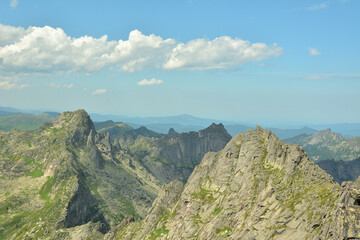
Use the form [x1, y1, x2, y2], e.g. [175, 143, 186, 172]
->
[267, 127, 317, 140]
[94, 120, 134, 139]
[121, 126, 163, 139]
[94, 121, 162, 139]
[310, 123, 360, 137]
[0, 106, 23, 112]
[223, 125, 318, 140]
[42, 111, 60, 118]
[90, 113, 228, 127]
[284, 129, 360, 161]
[0, 107, 24, 117]
[0, 114, 55, 131]
[137, 123, 204, 134]
[0, 110, 23, 118]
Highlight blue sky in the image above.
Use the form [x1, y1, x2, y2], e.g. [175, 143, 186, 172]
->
[0, 0, 359, 125]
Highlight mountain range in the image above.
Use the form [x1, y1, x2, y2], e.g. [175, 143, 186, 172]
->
[1, 110, 359, 239]
[2, 106, 360, 138]
[0, 110, 230, 239]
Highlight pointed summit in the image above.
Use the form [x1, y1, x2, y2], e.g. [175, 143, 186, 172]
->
[50, 109, 96, 148]
[167, 128, 178, 137]
[199, 122, 230, 139]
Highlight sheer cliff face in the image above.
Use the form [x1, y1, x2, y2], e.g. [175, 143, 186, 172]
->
[120, 127, 360, 240]
[117, 123, 232, 184]
[317, 158, 360, 184]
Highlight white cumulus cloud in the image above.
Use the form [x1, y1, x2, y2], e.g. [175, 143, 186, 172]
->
[0, 24, 283, 77]
[163, 37, 283, 70]
[10, 0, 18, 8]
[307, 3, 328, 11]
[0, 24, 26, 46]
[91, 89, 106, 95]
[309, 48, 321, 56]
[0, 81, 29, 90]
[137, 78, 164, 86]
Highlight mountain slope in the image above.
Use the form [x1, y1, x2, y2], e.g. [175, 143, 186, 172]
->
[284, 129, 360, 161]
[116, 126, 360, 239]
[0, 110, 162, 239]
[0, 110, 233, 239]
[0, 114, 54, 131]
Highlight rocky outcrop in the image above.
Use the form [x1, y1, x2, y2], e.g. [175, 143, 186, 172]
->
[119, 126, 360, 239]
[317, 158, 360, 184]
[53, 109, 96, 148]
[329, 177, 360, 239]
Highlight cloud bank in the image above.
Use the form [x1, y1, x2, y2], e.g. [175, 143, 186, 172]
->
[137, 78, 164, 86]
[0, 24, 283, 77]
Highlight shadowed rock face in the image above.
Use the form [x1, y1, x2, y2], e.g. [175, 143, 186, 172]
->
[64, 177, 110, 233]
[116, 126, 360, 240]
[115, 123, 232, 184]
[316, 158, 360, 184]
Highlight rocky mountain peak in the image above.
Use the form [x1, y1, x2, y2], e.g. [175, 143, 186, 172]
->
[50, 109, 96, 148]
[309, 128, 346, 145]
[53, 109, 94, 130]
[167, 128, 178, 137]
[199, 123, 229, 137]
[121, 126, 355, 239]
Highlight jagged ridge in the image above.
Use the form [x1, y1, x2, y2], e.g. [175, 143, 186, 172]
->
[117, 126, 360, 239]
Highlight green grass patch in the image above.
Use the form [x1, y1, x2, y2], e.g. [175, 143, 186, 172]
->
[28, 168, 44, 178]
[150, 155, 168, 164]
[191, 187, 215, 203]
[39, 176, 55, 201]
[191, 214, 202, 225]
[213, 207, 221, 215]
[216, 226, 232, 234]
[149, 225, 169, 240]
